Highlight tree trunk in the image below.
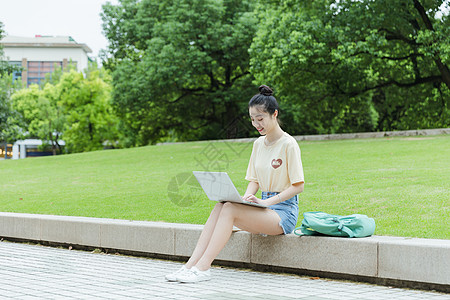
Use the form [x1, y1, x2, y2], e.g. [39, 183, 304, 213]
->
[49, 127, 56, 156]
[55, 134, 62, 154]
[413, 0, 450, 89]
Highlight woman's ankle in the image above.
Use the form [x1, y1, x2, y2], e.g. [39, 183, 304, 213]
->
[185, 259, 198, 269]
[194, 263, 210, 272]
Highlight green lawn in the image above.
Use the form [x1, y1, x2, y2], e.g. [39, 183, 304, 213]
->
[1, 135, 449, 239]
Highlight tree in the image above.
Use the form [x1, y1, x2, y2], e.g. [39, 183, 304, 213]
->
[11, 84, 65, 154]
[0, 74, 23, 147]
[57, 66, 119, 153]
[0, 22, 23, 148]
[250, 0, 449, 134]
[0, 22, 17, 76]
[11, 64, 118, 154]
[101, 0, 258, 146]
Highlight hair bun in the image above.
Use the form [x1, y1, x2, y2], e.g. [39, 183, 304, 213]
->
[259, 85, 273, 96]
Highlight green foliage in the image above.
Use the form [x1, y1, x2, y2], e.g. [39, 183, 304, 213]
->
[101, 0, 258, 146]
[58, 67, 118, 153]
[0, 74, 23, 143]
[0, 22, 23, 143]
[11, 63, 119, 153]
[250, 0, 450, 134]
[0, 22, 20, 76]
[11, 84, 64, 153]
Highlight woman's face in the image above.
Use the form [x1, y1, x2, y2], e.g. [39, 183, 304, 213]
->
[249, 105, 278, 136]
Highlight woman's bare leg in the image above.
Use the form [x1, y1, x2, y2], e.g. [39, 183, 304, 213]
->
[185, 202, 224, 268]
[194, 202, 283, 270]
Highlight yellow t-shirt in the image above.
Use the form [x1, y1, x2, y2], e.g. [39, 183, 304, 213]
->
[245, 132, 304, 192]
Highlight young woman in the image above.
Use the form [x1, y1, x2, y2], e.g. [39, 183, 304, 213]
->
[166, 85, 305, 283]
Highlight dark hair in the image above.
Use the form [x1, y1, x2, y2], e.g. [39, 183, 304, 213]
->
[248, 85, 279, 116]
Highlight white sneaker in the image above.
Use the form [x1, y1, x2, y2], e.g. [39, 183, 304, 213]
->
[176, 266, 211, 283]
[165, 265, 189, 282]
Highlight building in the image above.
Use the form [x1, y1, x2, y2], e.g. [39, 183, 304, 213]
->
[0, 35, 92, 86]
[11, 139, 66, 159]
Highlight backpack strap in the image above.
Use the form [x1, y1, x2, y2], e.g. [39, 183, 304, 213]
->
[339, 225, 355, 238]
[293, 227, 304, 236]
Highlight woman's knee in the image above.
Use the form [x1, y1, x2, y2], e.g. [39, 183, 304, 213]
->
[214, 202, 225, 210]
[211, 202, 224, 214]
[222, 201, 236, 209]
[221, 202, 239, 216]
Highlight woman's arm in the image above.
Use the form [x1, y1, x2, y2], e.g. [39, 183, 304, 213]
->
[242, 181, 259, 200]
[244, 182, 304, 206]
[265, 182, 304, 206]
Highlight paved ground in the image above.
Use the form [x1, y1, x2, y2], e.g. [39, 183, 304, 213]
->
[0, 241, 447, 300]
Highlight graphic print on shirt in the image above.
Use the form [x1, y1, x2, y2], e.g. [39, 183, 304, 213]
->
[271, 158, 283, 169]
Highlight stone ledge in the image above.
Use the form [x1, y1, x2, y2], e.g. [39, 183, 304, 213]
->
[0, 212, 448, 292]
[251, 234, 378, 277]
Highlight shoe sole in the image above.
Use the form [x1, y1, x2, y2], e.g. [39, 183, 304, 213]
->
[177, 277, 211, 283]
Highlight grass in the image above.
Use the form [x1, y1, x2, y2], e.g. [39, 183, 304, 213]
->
[0, 135, 449, 239]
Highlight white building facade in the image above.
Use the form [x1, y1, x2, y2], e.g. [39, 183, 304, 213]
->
[0, 35, 92, 86]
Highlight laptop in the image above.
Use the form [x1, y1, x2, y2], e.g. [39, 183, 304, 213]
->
[192, 171, 267, 208]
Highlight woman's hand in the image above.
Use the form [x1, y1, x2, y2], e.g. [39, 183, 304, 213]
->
[242, 194, 264, 204]
[242, 194, 254, 202]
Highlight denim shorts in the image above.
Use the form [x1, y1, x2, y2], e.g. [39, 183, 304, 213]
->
[262, 191, 299, 235]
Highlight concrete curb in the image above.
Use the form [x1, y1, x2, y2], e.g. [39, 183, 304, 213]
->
[0, 212, 448, 292]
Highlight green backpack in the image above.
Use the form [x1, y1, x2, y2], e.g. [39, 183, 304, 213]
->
[294, 211, 376, 238]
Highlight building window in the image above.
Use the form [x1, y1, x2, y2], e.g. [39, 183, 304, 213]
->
[7, 61, 22, 82]
[27, 61, 63, 86]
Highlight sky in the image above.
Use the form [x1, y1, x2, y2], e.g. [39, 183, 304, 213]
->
[0, 0, 118, 59]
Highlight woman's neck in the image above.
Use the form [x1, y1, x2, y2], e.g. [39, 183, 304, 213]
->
[264, 125, 284, 146]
